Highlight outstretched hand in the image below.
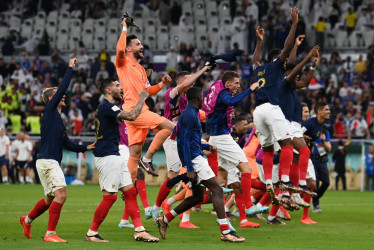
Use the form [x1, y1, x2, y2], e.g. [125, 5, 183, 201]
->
[295, 35, 305, 46]
[308, 45, 320, 58]
[290, 7, 299, 24]
[250, 81, 260, 91]
[256, 26, 265, 41]
[162, 74, 172, 85]
[69, 58, 78, 68]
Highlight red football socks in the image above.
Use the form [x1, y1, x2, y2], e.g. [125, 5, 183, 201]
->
[123, 187, 142, 228]
[28, 198, 50, 220]
[279, 145, 294, 180]
[235, 193, 247, 221]
[299, 146, 310, 182]
[263, 151, 274, 182]
[241, 173, 253, 208]
[89, 195, 117, 232]
[289, 163, 300, 187]
[47, 201, 63, 231]
[135, 180, 150, 208]
[155, 177, 172, 207]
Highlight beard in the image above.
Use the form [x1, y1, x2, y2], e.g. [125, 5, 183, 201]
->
[134, 49, 144, 60]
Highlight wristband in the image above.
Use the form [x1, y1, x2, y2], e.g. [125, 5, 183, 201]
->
[122, 26, 127, 32]
[310, 66, 316, 70]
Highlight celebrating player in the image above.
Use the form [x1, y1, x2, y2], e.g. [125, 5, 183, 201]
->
[85, 78, 158, 242]
[115, 16, 174, 183]
[19, 58, 96, 243]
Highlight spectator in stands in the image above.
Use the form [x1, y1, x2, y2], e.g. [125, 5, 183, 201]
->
[333, 140, 347, 190]
[274, 14, 287, 49]
[2, 33, 15, 56]
[314, 17, 327, 52]
[354, 54, 366, 76]
[170, 0, 181, 25]
[166, 46, 178, 73]
[366, 144, 374, 191]
[334, 113, 347, 140]
[329, 0, 341, 29]
[344, 7, 357, 37]
[95, 65, 109, 85]
[348, 110, 370, 140]
[367, 45, 374, 72]
[159, 0, 170, 26]
[245, 1, 259, 22]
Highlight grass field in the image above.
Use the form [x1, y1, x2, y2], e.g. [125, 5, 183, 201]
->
[1, 185, 373, 249]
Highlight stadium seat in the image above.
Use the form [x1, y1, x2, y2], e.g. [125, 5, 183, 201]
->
[196, 24, 207, 34]
[82, 27, 94, 50]
[196, 34, 208, 50]
[220, 17, 232, 28]
[21, 18, 34, 39]
[336, 30, 348, 48]
[144, 34, 157, 51]
[108, 18, 118, 29]
[47, 10, 58, 21]
[364, 30, 374, 48]
[93, 35, 106, 50]
[106, 27, 118, 51]
[206, 1, 218, 10]
[144, 24, 156, 34]
[83, 18, 95, 29]
[0, 27, 9, 39]
[182, 1, 192, 12]
[46, 19, 57, 39]
[194, 17, 206, 27]
[157, 34, 169, 50]
[182, 10, 193, 25]
[207, 11, 219, 26]
[69, 19, 82, 35]
[68, 35, 80, 50]
[326, 32, 336, 48]
[95, 18, 107, 34]
[208, 25, 219, 48]
[193, 0, 206, 18]
[36, 11, 46, 20]
[218, 0, 230, 18]
[56, 27, 69, 51]
[59, 10, 70, 19]
[9, 16, 21, 32]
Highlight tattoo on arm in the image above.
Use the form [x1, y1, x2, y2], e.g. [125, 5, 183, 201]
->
[117, 98, 145, 121]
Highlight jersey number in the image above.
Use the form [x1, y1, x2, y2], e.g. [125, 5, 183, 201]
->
[94, 118, 104, 140]
[258, 78, 266, 88]
[206, 86, 216, 105]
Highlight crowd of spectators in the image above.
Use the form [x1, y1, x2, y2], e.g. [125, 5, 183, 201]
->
[0, 0, 374, 141]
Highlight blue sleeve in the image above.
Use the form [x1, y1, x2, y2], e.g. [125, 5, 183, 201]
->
[302, 120, 312, 133]
[270, 57, 284, 68]
[169, 93, 181, 107]
[45, 67, 73, 112]
[62, 133, 87, 153]
[182, 115, 196, 172]
[326, 131, 331, 141]
[202, 143, 211, 151]
[219, 88, 252, 106]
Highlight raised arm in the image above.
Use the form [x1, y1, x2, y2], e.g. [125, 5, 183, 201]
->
[286, 45, 319, 85]
[115, 18, 128, 68]
[289, 34, 305, 63]
[146, 74, 172, 96]
[295, 52, 320, 89]
[252, 26, 264, 66]
[45, 58, 76, 111]
[177, 65, 211, 93]
[279, 7, 299, 62]
[117, 90, 149, 120]
[221, 82, 259, 106]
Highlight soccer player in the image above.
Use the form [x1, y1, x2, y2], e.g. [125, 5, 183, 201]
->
[0, 128, 10, 184]
[155, 88, 245, 242]
[19, 58, 96, 243]
[85, 78, 158, 242]
[204, 71, 264, 228]
[115, 17, 174, 183]
[279, 41, 320, 201]
[13, 132, 32, 184]
[151, 65, 213, 221]
[302, 102, 331, 214]
[251, 8, 301, 204]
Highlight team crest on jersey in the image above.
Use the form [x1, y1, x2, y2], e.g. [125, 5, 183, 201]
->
[111, 106, 120, 112]
[257, 70, 265, 76]
[145, 81, 150, 88]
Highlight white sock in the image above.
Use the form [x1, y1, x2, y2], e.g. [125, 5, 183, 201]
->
[240, 219, 247, 224]
[120, 219, 130, 225]
[142, 156, 152, 163]
[268, 215, 275, 221]
[281, 175, 290, 182]
[224, 206, 230, 212]
[144, 207, 150, 214]
[153, 205, 161, 213]
[170, 210, 178, 217]
[25, 216, 33, 225]
[299, 180, 306, 186]
[135, 226, 145, 232]
[46, 230, 56, 236]
[251, 195, 256, 203]
[282, 192, 290, 197]
[2, 176, 8, 182]
[26, 176, 30, 182]
[19, 177, 24, 183]
[217, 218, 228, 225]
[181, 213, 190, 222]
[167, 197, 176, 205]
[163, 215, 169, 224]
[87, 229, 98, 236]
[265, 180, 272, 185]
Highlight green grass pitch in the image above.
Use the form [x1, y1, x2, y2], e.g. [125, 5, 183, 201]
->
[1, 185, 373, 249]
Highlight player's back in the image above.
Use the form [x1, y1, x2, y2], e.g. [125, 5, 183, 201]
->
[93, 99, 121, 157]
[254, 57, 284, 106]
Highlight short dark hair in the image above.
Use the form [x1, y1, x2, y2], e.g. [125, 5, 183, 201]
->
[186, 87, 202, 101]
[99, 77, 118, 93]
[176, 71, 190, 82]
[302, 102, 308, 108]
[222, 71, 239, 85]
[126, 34, 138, 47]
[234, 116, 247, 125]
[42, 87, 58, 104]
[285, 63, 296, 72]
[314, 102, 328, 114]
[267, 49, 281, 62]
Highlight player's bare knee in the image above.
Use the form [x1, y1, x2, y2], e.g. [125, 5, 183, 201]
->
[278, 138, 292, 147]
[238, 162, 251, 173]
[307, 179, 316, 190]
